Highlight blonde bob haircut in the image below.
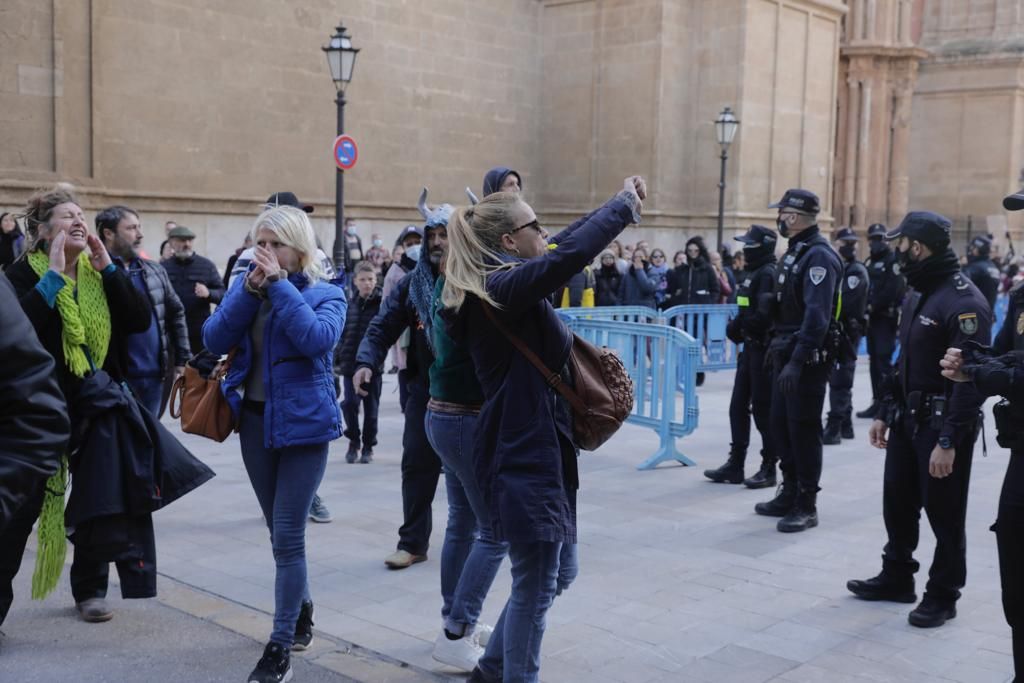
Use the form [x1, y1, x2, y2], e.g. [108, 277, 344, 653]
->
[250, 205, 323, 281]
[441, 191, 525, 312]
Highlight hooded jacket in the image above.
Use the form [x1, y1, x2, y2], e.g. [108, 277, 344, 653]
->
[482, 167, 522, 197]
[335, 287, 383, 376]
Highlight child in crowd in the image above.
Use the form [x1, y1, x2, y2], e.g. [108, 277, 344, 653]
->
[335, 261, 383, 463]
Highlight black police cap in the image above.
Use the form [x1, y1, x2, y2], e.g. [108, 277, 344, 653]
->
[1004, 187, 1024, 211]
[834, 227, 858, 243]
[734, 224, 778, 249]
[885, 211, 951, 250]
[867, 223, 887, 238]
[768, 189, 820, 215]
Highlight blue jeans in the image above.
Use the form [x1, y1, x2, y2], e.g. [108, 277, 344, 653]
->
[238, 405, 328, 647]
[127, 375, 163, 417]
[425, 408, 509, 635]
[477, 542, 561, 683]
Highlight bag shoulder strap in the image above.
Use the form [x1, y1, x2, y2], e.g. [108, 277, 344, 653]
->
[480, 303, 589, 416]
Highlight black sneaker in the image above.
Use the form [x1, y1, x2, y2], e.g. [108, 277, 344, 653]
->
[345, 443, 359, 464]
[846, 573, 917, 603]
[360, 447, 373, 464]
[292, 601, 314, 651]
[248, 641, 292, 683]
[908, 596, 956, 628]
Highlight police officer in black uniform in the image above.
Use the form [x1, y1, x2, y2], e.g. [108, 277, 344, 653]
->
[857, 223, 906, 419]
[937, 186, 1024, 678]
[847, 211, 991, 628]
[962, 234, 1000, 310]
[705, 225, 778, 488]
[753, 189, 841, 533]
[824, 227, 869, 444]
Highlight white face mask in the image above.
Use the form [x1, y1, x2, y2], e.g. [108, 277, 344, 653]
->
[405, 244, 422, 262]
[346, 226, 358, 236]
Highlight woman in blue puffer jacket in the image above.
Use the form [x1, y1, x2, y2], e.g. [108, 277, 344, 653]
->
[203, 205, 346, 683]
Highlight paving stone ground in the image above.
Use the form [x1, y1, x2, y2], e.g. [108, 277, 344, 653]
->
[2, 361, 1015, 682]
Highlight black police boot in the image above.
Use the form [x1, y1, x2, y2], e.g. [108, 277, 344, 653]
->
[841, 418, 854, 440]
[908, 595, 957, 628]
[754, 478, 796, 517]
[743, 458, 777, 489]
[846, 573, 917, 603]
[777, 487, 819, 533]
[855, 402, 878, 419]
[704, 451, 745, 484]
[823, 418, 842, 446]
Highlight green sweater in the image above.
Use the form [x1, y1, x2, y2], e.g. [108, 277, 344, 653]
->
[428, 277, 485, 405]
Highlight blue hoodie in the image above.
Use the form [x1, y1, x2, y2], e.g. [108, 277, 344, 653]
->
[482, 167, 522, 197]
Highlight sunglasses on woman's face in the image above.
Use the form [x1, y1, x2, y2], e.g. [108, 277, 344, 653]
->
[510, 220, 542, 235]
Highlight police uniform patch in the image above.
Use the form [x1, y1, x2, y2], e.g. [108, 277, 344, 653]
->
[958, 312, 978, 335]
[874, 262, 884, 269]
[809, 266, 826, 285]
[847, 275, 861, 290]
[1017, 311, 1024, 336]
[892, 263, 900, 275]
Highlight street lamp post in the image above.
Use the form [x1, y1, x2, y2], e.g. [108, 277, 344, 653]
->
[323, 23, 359, 270]
[714, 106, 740, 252]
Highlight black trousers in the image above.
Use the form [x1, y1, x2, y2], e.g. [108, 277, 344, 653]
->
[0, 485, 44, 626]
[769, 359, 828, 489]
[397, 382, 442, 555]
[341, 374, 382, 449]
[728, 345, 773, 464]
[882, 419, 975, 604]
[995, 452, 1024, 680]
[0, 483, 156, 626]
[866, 316, 897, 401]
[397, 368, 411, 414]
[827, 333, 863, 421]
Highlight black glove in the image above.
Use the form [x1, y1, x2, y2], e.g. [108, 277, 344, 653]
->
[726, 318, 742, 344]
[778, 361, 803, 396]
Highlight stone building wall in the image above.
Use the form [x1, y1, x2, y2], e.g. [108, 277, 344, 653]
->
[2, 0, 845, 265]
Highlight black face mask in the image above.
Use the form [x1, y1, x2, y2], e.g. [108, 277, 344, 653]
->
[868, 240, 887, 257]
[776, 218, 790, 238]
[896, 244, 915, 268]
[838, 244, 856, 261]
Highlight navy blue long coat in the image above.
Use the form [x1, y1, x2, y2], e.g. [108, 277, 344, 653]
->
[446, 197, 634, 544]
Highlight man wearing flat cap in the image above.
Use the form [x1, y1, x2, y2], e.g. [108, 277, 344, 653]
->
[754, 189, 841, 533]
[848, 210, 991, 629]
[161, 224, 225, 354]
[823, 227, 869, 445]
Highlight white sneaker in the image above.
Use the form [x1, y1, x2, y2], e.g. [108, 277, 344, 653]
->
[470, 623, 493, 648]
[432, 629, 483, 672]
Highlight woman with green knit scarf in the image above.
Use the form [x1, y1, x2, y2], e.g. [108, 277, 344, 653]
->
[0, 183, 152, 627]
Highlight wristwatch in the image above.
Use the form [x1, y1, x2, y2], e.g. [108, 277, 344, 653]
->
[937, 435, 954, 450]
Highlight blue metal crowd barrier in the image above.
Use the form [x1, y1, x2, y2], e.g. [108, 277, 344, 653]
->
[556, 306, 661, 324]
[562, 318, 701, 469]
[660, 304, 740, 372]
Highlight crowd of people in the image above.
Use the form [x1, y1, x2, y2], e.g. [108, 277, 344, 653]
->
[2, 167, 1024, 683]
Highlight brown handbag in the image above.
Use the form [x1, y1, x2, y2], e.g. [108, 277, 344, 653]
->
[168, 351, 237, 442]
[482, 304, 633, 451]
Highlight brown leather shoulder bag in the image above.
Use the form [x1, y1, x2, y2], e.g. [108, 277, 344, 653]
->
[482, 304, 633, 451]
[168, 350, 238, 442]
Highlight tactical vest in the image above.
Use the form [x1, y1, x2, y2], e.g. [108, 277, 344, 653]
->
[773, 236, 840, 337]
